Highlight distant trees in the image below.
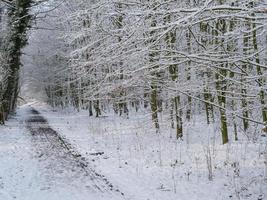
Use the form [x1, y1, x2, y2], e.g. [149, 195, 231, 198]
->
[21, 0, 267, 144]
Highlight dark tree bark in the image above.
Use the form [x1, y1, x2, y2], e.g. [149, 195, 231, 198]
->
[1, 0, 32, 121]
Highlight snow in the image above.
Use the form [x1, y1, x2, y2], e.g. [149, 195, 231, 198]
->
[2, 0, 267, 199]
[26, 101, 267, 200]
[0, 101, 266, 200]
[0, 105, 124, 200]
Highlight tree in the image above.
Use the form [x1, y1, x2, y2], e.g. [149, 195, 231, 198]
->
[21, 0, 267, 144]
[0, 0, 32, 122]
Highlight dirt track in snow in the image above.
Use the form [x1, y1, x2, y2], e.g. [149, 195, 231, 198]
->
[0, 106, 125, 200]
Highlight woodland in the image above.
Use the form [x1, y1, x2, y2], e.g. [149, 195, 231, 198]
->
[0, 1, 267, 199]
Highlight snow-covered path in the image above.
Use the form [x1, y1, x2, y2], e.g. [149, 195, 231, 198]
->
[1, 103, 266, 200]
[0, 106, 124, 200]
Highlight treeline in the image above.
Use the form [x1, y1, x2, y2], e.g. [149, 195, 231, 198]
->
[9, 0, 267, 144]
[0, 0, 32, 123]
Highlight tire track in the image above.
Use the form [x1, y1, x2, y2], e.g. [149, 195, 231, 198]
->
[26, 107, 125, 198]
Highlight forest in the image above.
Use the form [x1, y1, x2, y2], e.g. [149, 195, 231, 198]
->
[0, 0, 267, 200]
[1, 0, 267, 143]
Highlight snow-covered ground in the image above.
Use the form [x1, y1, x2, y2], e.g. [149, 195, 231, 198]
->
[0, 105, 124, 200]
[0, 101, 266, 200]
[27, 101, 267, 200]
